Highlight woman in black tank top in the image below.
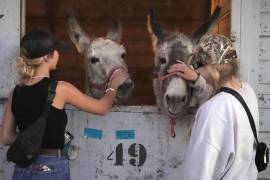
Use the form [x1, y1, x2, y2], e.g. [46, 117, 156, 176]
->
[0, 28, 128, 180]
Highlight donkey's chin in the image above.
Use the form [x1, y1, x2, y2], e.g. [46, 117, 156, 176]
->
[165, 104, 186, 117]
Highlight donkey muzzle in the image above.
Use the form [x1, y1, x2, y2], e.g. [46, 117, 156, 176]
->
[165, 93, 187, 115]
[117, 78, 134, 98]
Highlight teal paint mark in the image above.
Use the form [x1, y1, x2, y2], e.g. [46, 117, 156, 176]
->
[116, 130, 135, 139]
[83, 128, 103, 139]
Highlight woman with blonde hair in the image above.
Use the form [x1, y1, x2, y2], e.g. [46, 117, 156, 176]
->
[0, 28, 129, 180]
[168, 34, 259, 179]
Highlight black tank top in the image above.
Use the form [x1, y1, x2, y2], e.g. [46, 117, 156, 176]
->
[11, 78, 68, 149]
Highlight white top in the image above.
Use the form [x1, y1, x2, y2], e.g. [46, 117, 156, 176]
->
[183, 82, 259, 180]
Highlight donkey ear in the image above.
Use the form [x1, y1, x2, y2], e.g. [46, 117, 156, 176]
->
[191, 6, 221, 44]
[147, 9, 169, 44]
[106, 20, 122, 43]
[66, 14, 91, 54]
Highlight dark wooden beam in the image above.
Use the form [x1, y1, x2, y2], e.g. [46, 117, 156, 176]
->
[45, 0, 55, 32]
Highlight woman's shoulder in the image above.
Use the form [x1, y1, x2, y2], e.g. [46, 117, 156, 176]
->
[198, 83, 256, 117]
[194, 93, 237, 135]
[197, 92, 236, 119]
[55, 80, 81, 97]
[57, 80, 79, 91]
[200, 92, 233, 109]
[238, 82, 256, 97]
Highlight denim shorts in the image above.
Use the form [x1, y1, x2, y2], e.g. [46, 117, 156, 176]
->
[12, 155, 70, 180]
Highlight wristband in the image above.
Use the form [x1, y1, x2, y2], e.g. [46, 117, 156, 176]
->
[105, 88, 116, 93]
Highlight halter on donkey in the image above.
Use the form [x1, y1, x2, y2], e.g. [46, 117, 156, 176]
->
[66, 15, 134, 100]
[147, 7, 221, 137]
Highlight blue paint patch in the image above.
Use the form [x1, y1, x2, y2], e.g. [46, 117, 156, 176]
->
[83, 128, 103, 139]
[116, 130, 135, 139]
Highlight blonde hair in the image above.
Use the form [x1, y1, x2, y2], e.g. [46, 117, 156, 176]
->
[206, 59, 240, 95]
[16, 56, 45, 83]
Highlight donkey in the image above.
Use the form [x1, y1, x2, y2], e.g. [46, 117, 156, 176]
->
[66, 15, 134, 100]
[147, 7, 221, 137]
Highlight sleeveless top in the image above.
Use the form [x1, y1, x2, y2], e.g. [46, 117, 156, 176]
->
[11, 78, 68, 149]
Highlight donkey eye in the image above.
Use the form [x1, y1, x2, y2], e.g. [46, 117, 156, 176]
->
[90, 57, 99, 64]
[159, 57, 167, 64]
[121, 53, 126, 59]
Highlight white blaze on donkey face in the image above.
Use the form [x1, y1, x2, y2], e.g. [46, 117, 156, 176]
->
[164, 77, 188, 115]
[147, 7, 221, 117]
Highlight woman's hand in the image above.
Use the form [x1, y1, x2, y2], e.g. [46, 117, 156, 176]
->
[108, 69, 129, 90]
[168, 60, 199, 82]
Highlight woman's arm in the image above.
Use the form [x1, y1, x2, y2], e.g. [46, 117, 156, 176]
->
[59, 81, 117, 115]
[57, 70, 128, 115]
[0, 91, 17, 145]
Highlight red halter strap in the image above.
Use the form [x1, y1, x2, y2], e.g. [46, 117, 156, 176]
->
[88, 66, 127, 94]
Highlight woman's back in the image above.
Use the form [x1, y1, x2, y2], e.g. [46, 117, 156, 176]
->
[12, 78, 68, 149]
[185, 82, 258, 180]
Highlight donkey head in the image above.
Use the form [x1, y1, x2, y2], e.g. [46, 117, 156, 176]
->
[148, 7, 221, 117]
[66, 15, 134, 100]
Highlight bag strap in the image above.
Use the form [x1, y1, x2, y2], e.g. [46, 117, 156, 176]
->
[47, 80, 57, 103]
[220, 87, 259, 144]
[40, 80, 57, 118]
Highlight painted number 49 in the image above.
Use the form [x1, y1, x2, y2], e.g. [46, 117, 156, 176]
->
[107, 143, 147, 167]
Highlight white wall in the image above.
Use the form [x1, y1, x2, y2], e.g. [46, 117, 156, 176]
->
[258, 0, 270, 178]
[0, 105, 193, 180]
[232, 0, 270, 178]
[0, 0, 22, 179]
[0, 102, 14, 180]
[0, 0, 21, 98]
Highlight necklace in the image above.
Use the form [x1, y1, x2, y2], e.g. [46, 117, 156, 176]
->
[30, 75, 49, 79]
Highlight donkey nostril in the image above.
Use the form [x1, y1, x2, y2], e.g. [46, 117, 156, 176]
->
[166, 94, 171, 103]
[182, 96, 186, 102]
[166, 95, 186, 104]
[122, 79, 134, 89]
[118, 79, 134, 92]
[117, 79, 134, 98]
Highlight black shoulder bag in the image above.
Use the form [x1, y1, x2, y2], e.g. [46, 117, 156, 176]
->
[7, 80, 57, 168]
[220, 87, 269, 172]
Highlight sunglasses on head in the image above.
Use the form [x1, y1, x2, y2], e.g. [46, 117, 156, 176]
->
[218, 46, 238, 64]
[190, 50, 210, 69]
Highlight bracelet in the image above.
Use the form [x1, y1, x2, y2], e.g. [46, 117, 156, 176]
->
[105, 88, 116, 93]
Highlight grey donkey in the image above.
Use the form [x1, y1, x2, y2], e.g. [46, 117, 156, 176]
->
[66, 15, 134, 101]
[147, 7, 221, 137]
